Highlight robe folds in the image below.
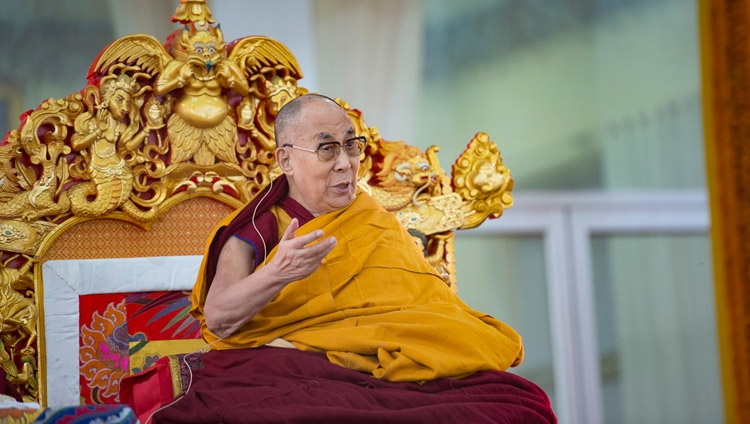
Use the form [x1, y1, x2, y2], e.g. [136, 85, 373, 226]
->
[190, 176, 524, 382]
[150, 346, 556, 424]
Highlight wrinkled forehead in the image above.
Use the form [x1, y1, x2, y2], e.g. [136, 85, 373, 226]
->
[297, 102, 355, 145]
[312, 127, 357, 144]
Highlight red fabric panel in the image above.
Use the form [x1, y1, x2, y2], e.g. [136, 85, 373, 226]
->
[126, 291, 200, 341]
[119, 358, 175, 424]
[79, 293, 128, 404]
[145, 347, 556, 424]
[78, 291, 200, 404]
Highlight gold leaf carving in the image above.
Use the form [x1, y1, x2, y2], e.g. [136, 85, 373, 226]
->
[453, 132, 514, 229]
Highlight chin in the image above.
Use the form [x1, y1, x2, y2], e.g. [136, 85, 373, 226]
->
[338, 194, 356, 208]
[334, 193, 356, 209]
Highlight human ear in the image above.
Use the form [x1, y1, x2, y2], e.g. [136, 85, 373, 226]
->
[276, 148, 293, 173]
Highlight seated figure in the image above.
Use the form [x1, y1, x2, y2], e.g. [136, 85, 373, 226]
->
[0, 2, 554, 422]
[125, 94, 556, 424]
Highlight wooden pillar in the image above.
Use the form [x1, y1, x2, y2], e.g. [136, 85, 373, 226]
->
[700, 0, 750, 422]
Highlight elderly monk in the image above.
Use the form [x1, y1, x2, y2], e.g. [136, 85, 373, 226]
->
[146, 94, 555, 423]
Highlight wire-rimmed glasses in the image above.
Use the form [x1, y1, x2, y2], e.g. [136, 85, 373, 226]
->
[283, 136, 366, 161]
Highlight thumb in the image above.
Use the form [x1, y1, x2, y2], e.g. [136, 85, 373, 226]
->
[281, 218, 299, 241]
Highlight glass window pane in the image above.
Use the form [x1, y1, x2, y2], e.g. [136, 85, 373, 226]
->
[591, 234, 722, 424]
[455, 234, 556, 409]
[420, 1, 703, 191]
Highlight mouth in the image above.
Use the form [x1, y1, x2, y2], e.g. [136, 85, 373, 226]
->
[332, 181, 353, 193]
[417, 173, 435, 185]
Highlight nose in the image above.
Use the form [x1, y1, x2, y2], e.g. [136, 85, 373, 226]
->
[332, 145, 352, 171]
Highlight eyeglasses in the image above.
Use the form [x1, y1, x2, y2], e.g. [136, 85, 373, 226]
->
[283, 136, 366, 162]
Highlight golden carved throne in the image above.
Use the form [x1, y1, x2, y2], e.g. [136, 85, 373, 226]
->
[0, 0, 513, 407]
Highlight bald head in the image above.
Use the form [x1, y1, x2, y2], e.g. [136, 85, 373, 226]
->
[274, 93, 343, 147]
[273, 93, 359, 216]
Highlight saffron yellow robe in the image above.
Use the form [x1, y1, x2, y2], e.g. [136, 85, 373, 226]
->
[191, 189, 523, 382]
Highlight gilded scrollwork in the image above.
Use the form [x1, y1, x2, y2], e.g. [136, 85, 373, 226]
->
[245, 75, 302, 151]
[0, 220, 57, 256]
[0, 2, 309, 399]
[340, 103, 379, 183]
[453, 132, 514, 229]
[360, 132, 513, 288]
[408, 230, 453, 283]
[395, 194, 464, 235]
[0, 101, 78, 222]
[90, 7, 304, 201]
[0, 0, 514, 404]
[0, 256, 38, 401]
[172, 0, 215, 25]
[68, 71, 157, 221]
[368, 140, 447, 211]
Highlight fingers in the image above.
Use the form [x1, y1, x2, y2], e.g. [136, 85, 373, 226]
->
[280, 218, 300, 241]
[271, 220, 337, 283]
[285, 235, 335, 279]
[282, 218, 333, 249]
[304, 235, 337, 258]
[278, 219, 336, 261]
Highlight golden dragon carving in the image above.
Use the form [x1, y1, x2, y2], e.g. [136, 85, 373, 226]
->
[0, 0, 513, 404]
[360, 128, 514, 288]
[1, 256, 39, 401]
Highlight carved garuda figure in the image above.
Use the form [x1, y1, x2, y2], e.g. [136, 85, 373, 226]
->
[0, 0, 514, 404]
[92, 20, 297, 167]
[88, 6, 305, 203]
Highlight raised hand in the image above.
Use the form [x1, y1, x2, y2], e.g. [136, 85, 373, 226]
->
[268, 218, 337, 284]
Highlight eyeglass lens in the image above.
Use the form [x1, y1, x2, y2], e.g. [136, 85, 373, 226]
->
[317, 138, 364, 161]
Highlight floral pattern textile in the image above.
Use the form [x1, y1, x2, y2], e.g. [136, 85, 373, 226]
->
[78, 291, 199, 404]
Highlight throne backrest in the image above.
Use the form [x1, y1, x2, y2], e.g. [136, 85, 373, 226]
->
[0, 0, 513, 407]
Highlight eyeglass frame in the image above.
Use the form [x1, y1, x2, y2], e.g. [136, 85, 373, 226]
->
[282, 136, 367, 161]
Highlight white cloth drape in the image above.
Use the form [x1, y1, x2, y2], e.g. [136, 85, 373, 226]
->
[42, 256, 202, 407]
